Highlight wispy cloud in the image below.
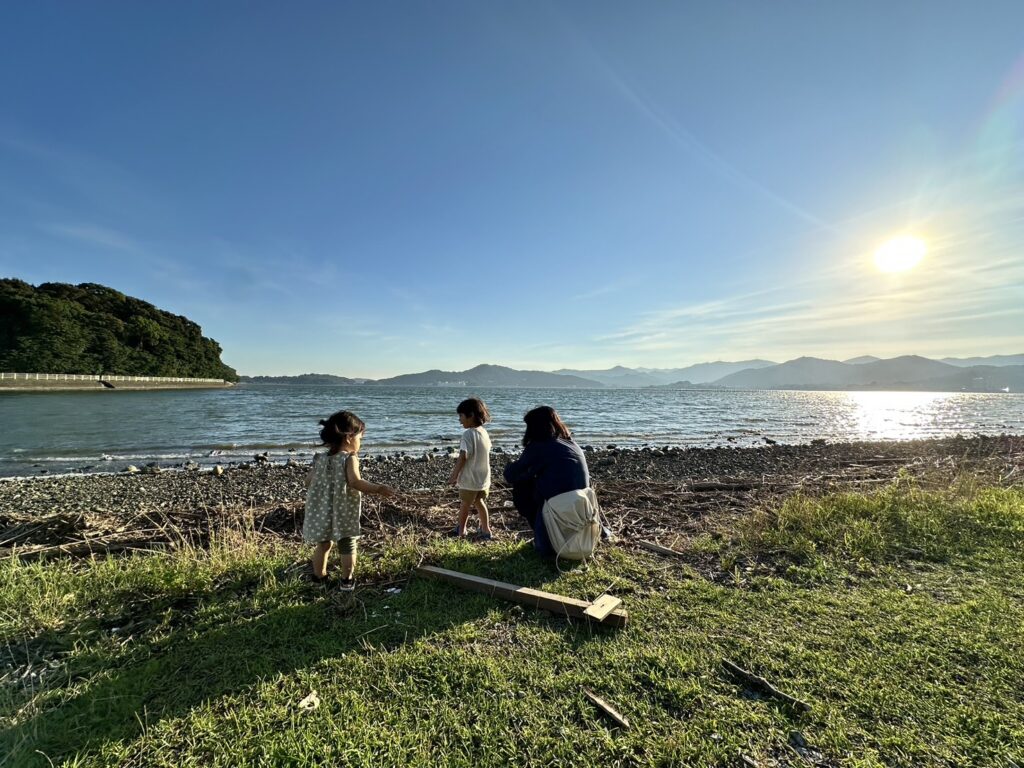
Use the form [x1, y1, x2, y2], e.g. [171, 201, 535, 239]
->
[47, 223, 140, 252]
[553, 18, 834, 232]
[570, 277, 639, 302]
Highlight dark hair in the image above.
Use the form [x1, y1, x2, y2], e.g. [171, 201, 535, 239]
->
[522, 405, 571, 447]
[456, 397, 490, 426]
[318, 410, 366, 452]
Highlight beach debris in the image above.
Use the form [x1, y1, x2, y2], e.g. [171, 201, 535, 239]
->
[254, 452, 269, 464]
[722, 659, 810, 712]
[141, 462, 162, 475]
[124, 465, 139, 474]
[297, 691, 320, 711]
[688, 480, 756, 492]
[416, 566, 628, 628]
[583, 688, 630, 729]
[638, 540, 687, 559]
[213, 465, 224, 476]
[788, 730, 827, 764]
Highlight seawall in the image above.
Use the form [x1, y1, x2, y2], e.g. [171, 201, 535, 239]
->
[0, 373, 235, 392]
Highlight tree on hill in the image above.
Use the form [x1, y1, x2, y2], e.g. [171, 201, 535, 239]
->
[0, 279, 238, 380]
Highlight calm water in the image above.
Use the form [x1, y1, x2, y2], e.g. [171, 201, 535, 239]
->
[1, 385, 1022, 478]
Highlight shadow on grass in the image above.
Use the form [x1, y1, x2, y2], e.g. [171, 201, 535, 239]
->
[6, 543, 596, 766]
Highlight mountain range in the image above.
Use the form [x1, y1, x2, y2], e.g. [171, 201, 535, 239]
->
[244, 354, 1024, 392]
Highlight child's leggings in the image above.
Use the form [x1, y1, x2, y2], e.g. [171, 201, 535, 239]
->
[335, 537, 358, 555]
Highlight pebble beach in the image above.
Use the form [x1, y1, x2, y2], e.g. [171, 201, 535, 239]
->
[2, 435, 1020, 524]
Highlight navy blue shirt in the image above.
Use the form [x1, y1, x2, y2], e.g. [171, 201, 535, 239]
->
[503, 438, 590, 503]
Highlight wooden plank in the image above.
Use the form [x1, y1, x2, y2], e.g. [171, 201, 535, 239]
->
[583, 688, 630, 729]
[416, 566, 629, 628]
[583, 594, 622, 621]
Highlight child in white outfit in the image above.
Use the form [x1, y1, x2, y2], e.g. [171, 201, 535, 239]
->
[448, 397, 492, 540]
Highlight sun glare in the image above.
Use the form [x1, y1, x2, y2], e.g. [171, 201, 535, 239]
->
[874, 236, 927, 273]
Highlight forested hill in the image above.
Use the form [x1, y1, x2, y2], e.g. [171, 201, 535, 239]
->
[0, 279, 238, 380]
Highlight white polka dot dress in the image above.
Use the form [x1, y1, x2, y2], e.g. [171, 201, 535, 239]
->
[303, 451, 362, 543]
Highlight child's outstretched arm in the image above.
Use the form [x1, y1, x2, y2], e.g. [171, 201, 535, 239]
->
[448, 450, 467, 486]
[346, 455, 396, 497]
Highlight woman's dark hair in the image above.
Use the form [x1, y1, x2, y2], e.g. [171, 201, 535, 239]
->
[522, 405, 571, 447]
[456, 397, 490, 426]
[318, 410, 366, 451]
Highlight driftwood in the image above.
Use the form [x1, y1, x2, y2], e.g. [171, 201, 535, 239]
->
[583, 688, 630, 729]
[722, 659, 810, 712]
[416, 566, 628, 628]
[637, 540, 687, 559]
[688, 481, 756, 492]
[2, 535, 174, 562]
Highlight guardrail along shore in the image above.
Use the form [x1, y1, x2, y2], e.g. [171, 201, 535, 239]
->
[0, 372, 234, 391]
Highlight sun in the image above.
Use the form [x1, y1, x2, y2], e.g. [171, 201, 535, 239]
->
[874, 236, 927, 273]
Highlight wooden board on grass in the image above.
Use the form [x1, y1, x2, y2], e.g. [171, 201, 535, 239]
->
[583, 594, 622, 621]
[416, 566, 628, 628]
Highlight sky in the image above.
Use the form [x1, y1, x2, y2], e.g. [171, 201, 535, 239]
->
[1, 1, 1023, 378]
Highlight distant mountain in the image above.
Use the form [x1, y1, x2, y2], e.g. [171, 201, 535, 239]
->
[240, 373, 363, 385]
[555, 360, 776, 387]
[659, 359, 777, 384]
[553, 365, 665, 387]
[715, 357, 854, 389]
[843, 355, 881, 364]
[939, 354, 1024, 367]
[374, 363, 603, 388]
[712, 355, 1022, 391]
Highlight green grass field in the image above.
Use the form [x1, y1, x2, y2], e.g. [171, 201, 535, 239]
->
[3, 483, 1023, 767]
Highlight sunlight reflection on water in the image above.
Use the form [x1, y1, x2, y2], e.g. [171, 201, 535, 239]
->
[845, 391, 949, 440]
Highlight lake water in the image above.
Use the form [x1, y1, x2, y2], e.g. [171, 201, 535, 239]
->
[1, 385, 1022, 478]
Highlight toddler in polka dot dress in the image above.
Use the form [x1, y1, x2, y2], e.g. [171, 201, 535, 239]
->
[304, 410, 395, 590]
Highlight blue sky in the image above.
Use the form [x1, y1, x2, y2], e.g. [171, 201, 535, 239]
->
[2, 1, 1022, 377]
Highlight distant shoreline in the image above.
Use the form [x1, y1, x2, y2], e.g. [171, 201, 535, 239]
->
[0, 376, 234, 392]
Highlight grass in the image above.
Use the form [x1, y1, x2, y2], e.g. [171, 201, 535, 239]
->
[739, 480, 1024, 567]
[2, 482, 1023, 767]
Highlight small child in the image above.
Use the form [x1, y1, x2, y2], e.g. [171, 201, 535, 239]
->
[304, 410, 395, 590]
[448, 397, 493, 540]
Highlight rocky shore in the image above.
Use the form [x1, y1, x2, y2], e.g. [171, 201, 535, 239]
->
[2, 435, 1021, 523]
